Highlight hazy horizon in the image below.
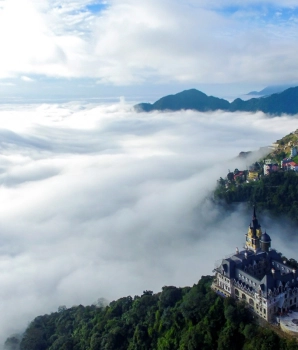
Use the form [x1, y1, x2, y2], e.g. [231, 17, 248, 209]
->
[1, 1, 298, 100]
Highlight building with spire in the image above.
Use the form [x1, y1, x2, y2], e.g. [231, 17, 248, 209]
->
[211, 208, 298, 322]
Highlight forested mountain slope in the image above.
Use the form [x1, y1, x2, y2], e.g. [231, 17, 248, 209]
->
[215, 171, 298, 222]
[214, 131, 298, 222]
[5, 276, 298, 350]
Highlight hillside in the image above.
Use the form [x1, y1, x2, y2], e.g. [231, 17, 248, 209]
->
[5, 276, 298, 350]
[135, 86, 298, 115]
[214, 130, 298, 222]
[230, 87, 298, 115]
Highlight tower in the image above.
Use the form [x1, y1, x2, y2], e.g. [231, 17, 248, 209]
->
[245, 206, 262, 252]
[260, 231, 271, 252]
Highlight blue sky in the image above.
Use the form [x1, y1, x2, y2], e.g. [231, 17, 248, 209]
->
[0, 0, 298, 101]
[219, 4, 298, 26]
[85, 2, 108, 13]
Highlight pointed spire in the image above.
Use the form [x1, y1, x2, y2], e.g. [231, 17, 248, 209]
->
[251, 205, 260, 238]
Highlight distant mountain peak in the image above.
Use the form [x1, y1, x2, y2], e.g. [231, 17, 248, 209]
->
[134, 88, 230, 112]
[247, 84, 297, 96]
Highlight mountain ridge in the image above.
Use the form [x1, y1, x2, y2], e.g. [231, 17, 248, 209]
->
[247, 84, 297, 96]
[135, 86, 298, 115]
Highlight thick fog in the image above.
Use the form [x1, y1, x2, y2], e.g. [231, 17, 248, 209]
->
[0, 102, 298, 344]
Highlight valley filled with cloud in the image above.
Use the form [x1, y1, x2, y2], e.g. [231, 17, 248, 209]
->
[0, 101, 298, 343]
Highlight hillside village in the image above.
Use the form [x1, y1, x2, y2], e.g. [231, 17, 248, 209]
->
[219, 129, 298, 188]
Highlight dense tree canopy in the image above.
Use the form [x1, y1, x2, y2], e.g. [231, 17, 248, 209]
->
[5, 276, 298, 350]
[214, 171, 298, 222]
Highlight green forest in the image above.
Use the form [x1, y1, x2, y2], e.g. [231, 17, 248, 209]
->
[214, 171, 298, 222]
[5, 276, 298, 350]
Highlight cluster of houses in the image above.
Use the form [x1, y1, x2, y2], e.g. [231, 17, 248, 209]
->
[226, 167, 260, 185]
[281, 158, 298, 172]
[263, 159, 279, 176]
[264, 146, 298, 175]
[232, 164, 261, 183]
[221, 147, 298, 188]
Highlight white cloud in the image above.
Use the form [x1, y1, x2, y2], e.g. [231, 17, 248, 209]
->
[0, 0, 298, 87]
[21, 76, 35, 82]
[0, 102, 298, 345]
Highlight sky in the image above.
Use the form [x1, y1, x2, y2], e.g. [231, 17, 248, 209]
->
[0, 0, 298, 101]
[0, 103, 298, 345]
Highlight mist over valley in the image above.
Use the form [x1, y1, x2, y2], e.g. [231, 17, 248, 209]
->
[0, 101, 298, 345]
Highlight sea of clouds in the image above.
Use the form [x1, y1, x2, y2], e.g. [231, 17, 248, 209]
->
[1, 101, 298, 345]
